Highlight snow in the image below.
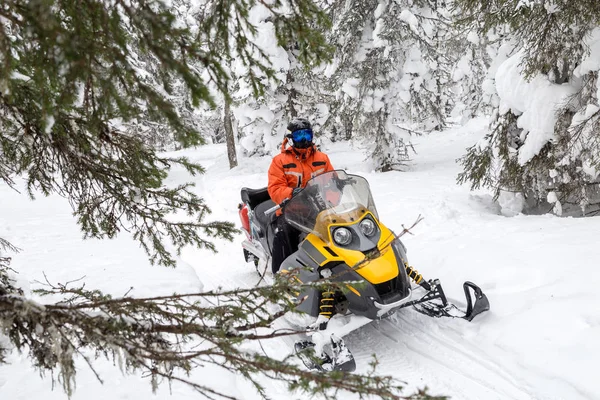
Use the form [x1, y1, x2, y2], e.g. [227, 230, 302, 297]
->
[453, 54, 473, 82]
[582, 159, 600, 180]
[547, 191, 563, 215]
[495, 51, 581, 165]
[44, 115, 55, 134]
[497, 190, 525, 217]
[574, 28, 600, 103]
[577, 28, 600, 74]
[544, 2, 559, 14]
[373, 3, 386, 19]
[466, 31, 480, 45]
[10, 71, 30, 81]
[341, 78, 360, 99]
[233, 103, 275, 125]
[547, 191, 558, 204]
[229, 4, 291, 90]
[2, 118, 600, 400]
[372, 18, 388, 48]
[399, 10, 419, 33]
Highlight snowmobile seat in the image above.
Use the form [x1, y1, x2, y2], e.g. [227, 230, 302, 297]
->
[241, 187, 271, 209]
[254, 200, 277, 228]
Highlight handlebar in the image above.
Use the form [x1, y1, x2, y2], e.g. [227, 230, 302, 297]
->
[264, 203, 281, 216]
[265, 198, 290, 216]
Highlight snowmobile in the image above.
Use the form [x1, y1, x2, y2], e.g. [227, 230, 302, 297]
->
[238, 170, 489, 372]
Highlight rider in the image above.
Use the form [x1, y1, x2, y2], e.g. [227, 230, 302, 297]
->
[267, 117, 334, 275]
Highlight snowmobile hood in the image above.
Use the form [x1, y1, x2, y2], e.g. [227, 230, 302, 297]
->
[301, 221, 400, 284]
[351, 245, 400, 284]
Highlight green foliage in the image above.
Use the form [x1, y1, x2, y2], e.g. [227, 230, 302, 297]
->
[456, 137, 494, 192]
[0, 239, 21, 297]
[454, 0, 600, 214]
[0, 262, 442, 399]
[453, 0, 600, 79]
[0, 0, 333, 266]
[458, 111, 524, 198]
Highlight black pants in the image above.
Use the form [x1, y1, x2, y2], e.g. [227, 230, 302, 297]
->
[271, 216, 300, 274]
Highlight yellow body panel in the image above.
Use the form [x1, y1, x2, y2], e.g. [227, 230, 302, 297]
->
[303, 213, 400, 284]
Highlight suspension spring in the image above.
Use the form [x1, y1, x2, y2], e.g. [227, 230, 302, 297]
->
[319, 289, 335, 319]
[405, 262, 423, 284]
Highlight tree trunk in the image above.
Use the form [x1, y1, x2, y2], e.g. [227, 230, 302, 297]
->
[286, 65, 298, 118]
[224, 100, 237, 169]
[432, 0, 444, 131]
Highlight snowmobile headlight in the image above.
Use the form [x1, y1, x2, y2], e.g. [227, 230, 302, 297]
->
[359, 218, 377, 237]
[333, 227, 352, 246]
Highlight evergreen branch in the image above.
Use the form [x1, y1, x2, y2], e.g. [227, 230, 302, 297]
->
[1, 266, 439, 399]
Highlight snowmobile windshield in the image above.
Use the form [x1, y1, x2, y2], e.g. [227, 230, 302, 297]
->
[284, 171, 378, 240]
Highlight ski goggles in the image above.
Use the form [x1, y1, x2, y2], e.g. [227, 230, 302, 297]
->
[291, 128, 313, 142]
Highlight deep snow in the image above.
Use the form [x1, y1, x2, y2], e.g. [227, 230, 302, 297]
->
[1, 118, 599, 400]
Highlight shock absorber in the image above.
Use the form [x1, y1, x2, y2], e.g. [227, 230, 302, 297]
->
[405, 262, 431, 291]
[319, 288, 335, 319]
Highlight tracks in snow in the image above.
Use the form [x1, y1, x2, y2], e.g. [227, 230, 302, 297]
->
[346, 313, 536, 400]
[190, 253, 534, 400]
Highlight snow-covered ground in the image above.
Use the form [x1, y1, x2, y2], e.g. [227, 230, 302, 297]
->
[1, 118, 599, 400]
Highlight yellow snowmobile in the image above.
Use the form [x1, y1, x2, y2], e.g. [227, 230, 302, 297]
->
[239, 170, 489, 371]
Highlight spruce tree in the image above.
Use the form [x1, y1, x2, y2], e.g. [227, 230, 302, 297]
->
[232, 34, 335, 157]
[0, 0, 332, 265]
[322, 0, 459, 171]
[455, 0, 600, 215]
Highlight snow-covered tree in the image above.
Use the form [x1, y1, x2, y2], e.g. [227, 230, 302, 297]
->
[118, 0, 224, 150]
[322, 0, 462, 171]
[456, 0, 600, 216]
[232, 21, 335, 157]
[448, 18, 502, 123]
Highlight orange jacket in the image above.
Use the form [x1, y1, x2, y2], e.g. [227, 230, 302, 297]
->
[268, 140, 334, 206]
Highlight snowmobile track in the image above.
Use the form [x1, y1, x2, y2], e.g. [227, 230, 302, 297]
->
[361, 314, 537, 400]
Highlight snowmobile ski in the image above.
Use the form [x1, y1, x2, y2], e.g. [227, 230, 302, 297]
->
[405, 279, 490, 321]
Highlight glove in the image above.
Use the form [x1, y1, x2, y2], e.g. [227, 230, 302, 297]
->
[333, 176, 355, 191]
[292, 187, 302, 197]
[333, 177, 345, 191]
